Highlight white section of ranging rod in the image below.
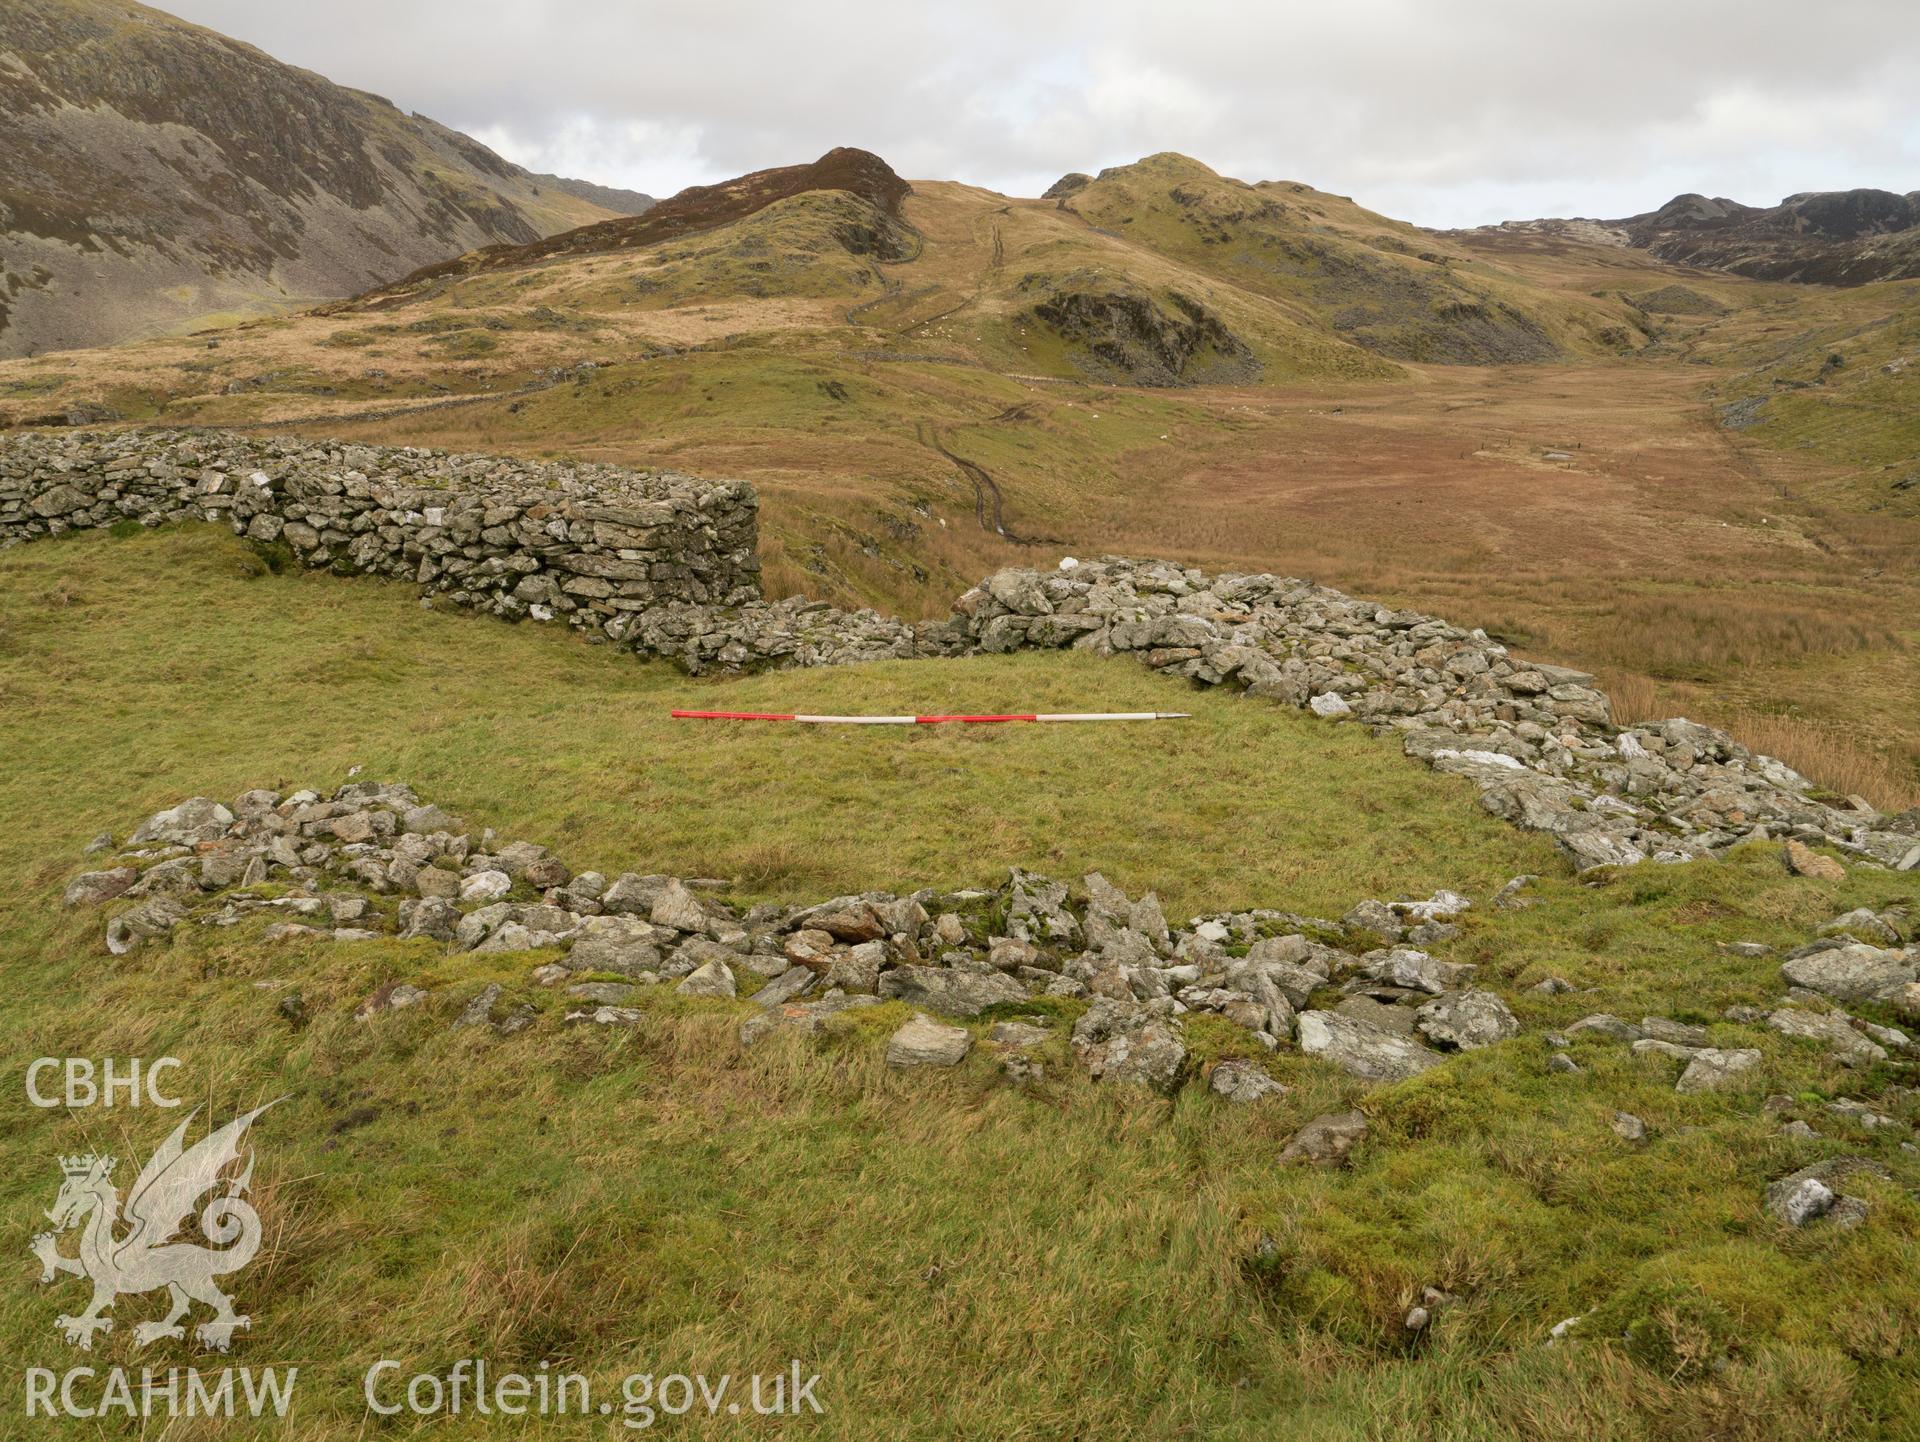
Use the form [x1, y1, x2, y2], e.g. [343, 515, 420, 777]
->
[670, 710, 1191, 725]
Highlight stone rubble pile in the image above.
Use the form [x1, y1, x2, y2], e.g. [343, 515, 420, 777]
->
[68, 783, 1540, 1094]
[1545, 901, 1920, 1097]
[64, 787, 1920, 1232]
[936, 559, 1920, 873]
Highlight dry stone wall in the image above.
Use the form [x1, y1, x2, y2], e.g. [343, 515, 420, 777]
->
[0, 428, 760, 622]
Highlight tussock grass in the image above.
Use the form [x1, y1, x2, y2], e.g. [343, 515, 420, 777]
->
[2, 528, 1917, 1437]
[1583, 594, 1904, 682]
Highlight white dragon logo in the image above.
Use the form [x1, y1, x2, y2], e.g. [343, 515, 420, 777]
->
[30, 1101, 282, 1352]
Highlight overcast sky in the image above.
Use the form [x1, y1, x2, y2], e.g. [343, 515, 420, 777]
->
[160, 0, 1919, 227]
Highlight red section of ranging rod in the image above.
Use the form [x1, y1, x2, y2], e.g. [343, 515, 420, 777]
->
[671, 710, 1190, 724]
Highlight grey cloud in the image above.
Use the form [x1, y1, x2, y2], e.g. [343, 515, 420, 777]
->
[158, 0, 1920, 226]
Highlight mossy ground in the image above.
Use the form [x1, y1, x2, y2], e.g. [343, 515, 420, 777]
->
[1, 527, 1917, 1437]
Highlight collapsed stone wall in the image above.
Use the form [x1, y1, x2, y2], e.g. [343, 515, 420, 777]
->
[65, 782, 1920, 1126]
[629, 554, 1920, 873]
[0, 428, 760, 621]
[936, 559, 1920, 872]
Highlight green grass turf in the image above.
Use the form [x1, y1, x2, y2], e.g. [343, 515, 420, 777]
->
[1, 524, 1916, 1438]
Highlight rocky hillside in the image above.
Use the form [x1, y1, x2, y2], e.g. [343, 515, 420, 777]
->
[1483, 190, 1920, 286]
[1050, 154, 1643, 364]
[0, 0, 635, 357]
[521, 173, 655, 218]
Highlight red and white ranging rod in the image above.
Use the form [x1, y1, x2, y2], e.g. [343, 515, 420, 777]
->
[671, 709, 1190, 726]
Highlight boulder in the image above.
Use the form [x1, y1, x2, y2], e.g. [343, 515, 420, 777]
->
[566, 915, 665, 976]
[885, 1014, 973, 1068]
[826, 940, 887, 994]
[807, 902, 886, 943]
[397, 897, 460, 941]
[751, 967, 819, 1009]
[460, 869, 512, 903]
[63, 868, 137, 907]
[602, 873, 670, 914]
[130, 797, 234, 846]
[1070, 998, 1187, 1092]
[402, 804, 462, 835]
[414, 866, 461, 900]
[1566, 1013, 1643, 1042]
[675, 959, 737, 999]
[1771, 1178, 1836, 1226]
[878, 965, 1028, 1017]
[1639, 1017, 1708, 1047]
[472, 923, 560, 955]
[650, 879, 710, 933]
[987, 1020, 1051, 1048]
[567, 1005, 645, 1027]
[1414, 990, 1520, 1050]
[1820, 908, 1903, 946]
[1674, 1047, 1762, 1094]
[1360, 948, 1475, 996]
[1784, 840, 1845, 881]
[1767, 1007, 1888, 1067]
[1781, 944, 1918, 1004]
[783, 928, 838, 969]
[1209, 1060, 1286, 1103]
[1279, 1109, 1368, 1167]
[1297, 1010, 1443, 1082]
[1764, 1158, 1888, 1227]
[451, 983, 503, 1030]
[1334, 995, 1418, 1036]
[355, 982, 427, 1020]
[105, 896, 186, 955]
[665, 934, 739, 979]
[1226, 957, 1324, 1012]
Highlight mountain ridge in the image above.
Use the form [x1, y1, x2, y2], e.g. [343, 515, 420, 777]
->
[1477, 187, 1920, 285]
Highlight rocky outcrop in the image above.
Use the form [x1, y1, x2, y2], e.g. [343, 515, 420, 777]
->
[1019, 273, 1261, 387]
[1041, 173, 1093, 201]
[1485, 190, 1920, 287]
